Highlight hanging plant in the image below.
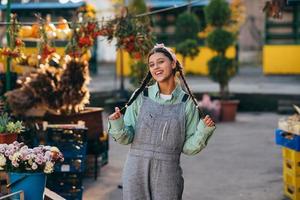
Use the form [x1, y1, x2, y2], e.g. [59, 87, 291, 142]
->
[36, 14, 57, 64]
[0, 14, 24, 61]
[65, 11, 101, 60]
[105, 8, 155, 58]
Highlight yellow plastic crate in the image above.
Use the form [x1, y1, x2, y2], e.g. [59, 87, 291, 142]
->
[283, 148, 300, 176]
[283, 171, 300, 200]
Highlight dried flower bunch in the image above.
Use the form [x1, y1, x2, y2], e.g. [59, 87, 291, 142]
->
[6, 58, 90, 115]
[0, 141, 64, 174]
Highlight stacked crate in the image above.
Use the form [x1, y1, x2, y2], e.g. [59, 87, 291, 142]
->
[45, 125, 88, 200]
[275, 128, 300, 200]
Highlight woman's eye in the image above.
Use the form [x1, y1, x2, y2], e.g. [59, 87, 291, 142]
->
[149, 64, 154, 68]
[158, 61, 164, 64]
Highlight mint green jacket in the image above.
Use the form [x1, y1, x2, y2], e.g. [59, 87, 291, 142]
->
[108, 82, 216, 155]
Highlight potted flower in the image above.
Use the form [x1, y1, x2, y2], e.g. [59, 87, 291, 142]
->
[0, 141, 64, 200]
[0, 113, 24, 144]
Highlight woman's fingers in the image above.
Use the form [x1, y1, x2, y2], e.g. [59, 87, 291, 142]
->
[203, 115, 215, 127]
[108, 107, 122, 120]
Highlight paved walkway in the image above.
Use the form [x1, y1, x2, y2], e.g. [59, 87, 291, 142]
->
[89, 64, 300, 95]
[83, 112, 285, 200]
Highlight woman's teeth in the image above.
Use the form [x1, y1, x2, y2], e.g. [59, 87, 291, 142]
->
[155, 71, 163, 75]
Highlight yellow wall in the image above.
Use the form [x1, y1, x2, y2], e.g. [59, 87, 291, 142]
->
[116, 46, 236, 76]
[263, 45, 300, 74]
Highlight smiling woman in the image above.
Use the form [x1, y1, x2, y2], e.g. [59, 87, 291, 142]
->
[108, 43, 216, 200]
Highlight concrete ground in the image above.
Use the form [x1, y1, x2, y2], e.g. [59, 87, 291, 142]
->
[83, 112, 286, 200]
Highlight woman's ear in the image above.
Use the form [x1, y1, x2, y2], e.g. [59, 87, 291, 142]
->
[172, 61, 176, 69]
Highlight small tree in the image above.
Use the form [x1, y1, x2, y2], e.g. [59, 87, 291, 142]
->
[175, 12, 201, 67]
[205, 0, 238, 100]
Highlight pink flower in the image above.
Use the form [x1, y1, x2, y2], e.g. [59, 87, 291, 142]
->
[0, 141, 63, 173]
[31, 162, 38, 170]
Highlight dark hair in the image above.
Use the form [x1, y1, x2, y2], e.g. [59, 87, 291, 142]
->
[120, 47, 204, 118]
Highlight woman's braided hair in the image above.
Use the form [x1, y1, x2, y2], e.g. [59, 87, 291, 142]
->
[120, 45, 204, 119]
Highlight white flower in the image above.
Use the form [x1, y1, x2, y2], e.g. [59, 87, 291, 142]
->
[50, 147, 59, 153]
[0, 154, 6, 167]
[44, 161, 54, 174]
[0, 146, 6, 153]
[12, 152, 22, 162]
[28, 159, 33, 165]
[12, 161, 19, 167]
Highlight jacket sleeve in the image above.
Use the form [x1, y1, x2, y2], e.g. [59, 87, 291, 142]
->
[182, 98, 216, 155]
[107, 92, 141, 145]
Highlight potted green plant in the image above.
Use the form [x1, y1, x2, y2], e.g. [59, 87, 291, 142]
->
[0, 141, 64, 200]
[175, 11, 201, 67]
[205, 0, 239, 121]
[0, 113, 24, 144]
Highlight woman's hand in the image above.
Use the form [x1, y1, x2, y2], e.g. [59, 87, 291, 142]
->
[203, 115, 215, 127]
[108, 107, 122, 120]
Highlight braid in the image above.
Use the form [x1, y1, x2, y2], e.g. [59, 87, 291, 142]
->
[120, 71, 152, 114]
[176, 61, 205, 119]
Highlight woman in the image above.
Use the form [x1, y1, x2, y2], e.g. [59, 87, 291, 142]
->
[108, 44, 216, 200]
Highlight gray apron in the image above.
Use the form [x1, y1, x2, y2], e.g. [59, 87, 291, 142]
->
[122, 88, 189, 200]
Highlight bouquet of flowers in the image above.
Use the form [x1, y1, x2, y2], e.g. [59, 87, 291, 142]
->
[0, 141, 64, 174]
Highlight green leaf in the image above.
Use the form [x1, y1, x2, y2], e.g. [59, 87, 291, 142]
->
[205, 0, 231, 27]
[208, 56, 237, 85]
[175, 39, 200, 59]
[206, 28, 234, 53]
[175, 12, 201, 42]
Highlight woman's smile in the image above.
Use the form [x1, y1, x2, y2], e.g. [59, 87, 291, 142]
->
[154, 70, 163, 76]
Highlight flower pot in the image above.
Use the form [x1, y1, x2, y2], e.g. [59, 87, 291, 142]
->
[8, 172, 46, 200]
[0, 133, 18, 144]
[220, 100, 240, 122]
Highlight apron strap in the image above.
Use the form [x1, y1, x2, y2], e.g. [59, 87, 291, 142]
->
[181, 93, 189, 102]
[143, 87, 149, 97]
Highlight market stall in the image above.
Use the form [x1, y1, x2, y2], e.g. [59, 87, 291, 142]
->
[0, 2, 108, 199]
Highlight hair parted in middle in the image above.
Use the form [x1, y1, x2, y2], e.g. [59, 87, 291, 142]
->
[120, 43, 204, 118]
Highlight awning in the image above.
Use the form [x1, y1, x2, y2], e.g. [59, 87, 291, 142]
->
[146, 0, 210, 8]
[0, 2, 85, 10]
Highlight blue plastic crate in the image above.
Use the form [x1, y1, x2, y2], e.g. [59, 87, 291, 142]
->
[47, 173, 83, 191]
[46, 127, 88, 145]
[49, 143, 87, 159]
[54, 158, 86, 173]
[59, 188, 83, 200]
[275, 128, 300, 151]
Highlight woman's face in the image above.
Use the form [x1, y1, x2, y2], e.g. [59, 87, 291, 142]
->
[148, 52, 175, 83]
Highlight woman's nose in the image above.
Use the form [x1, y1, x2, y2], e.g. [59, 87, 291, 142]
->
[153, 63, 160, 69]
